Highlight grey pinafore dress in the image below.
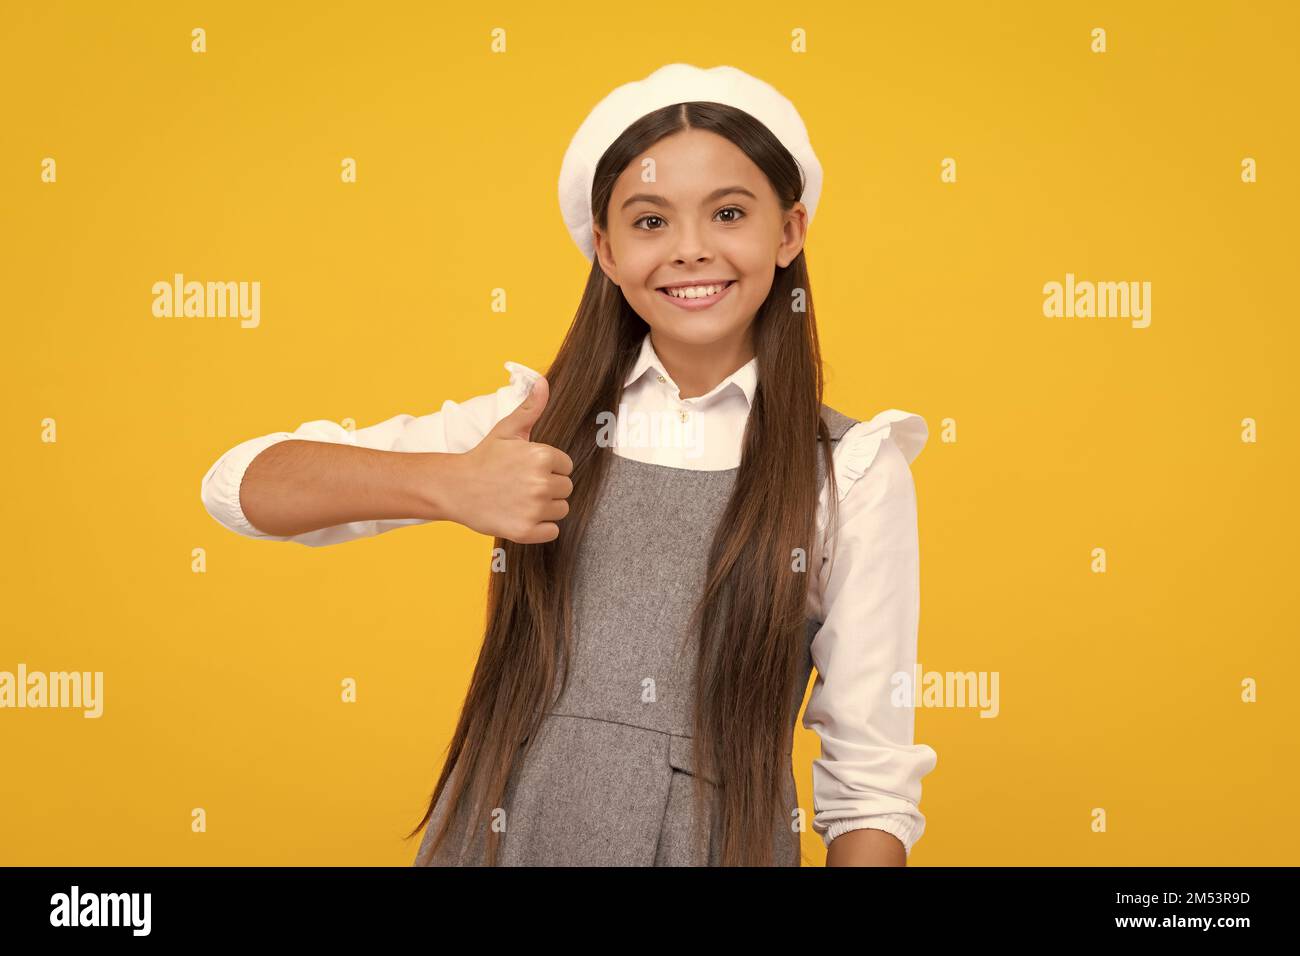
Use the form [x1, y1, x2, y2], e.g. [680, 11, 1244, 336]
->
[414, 404, 860, 866]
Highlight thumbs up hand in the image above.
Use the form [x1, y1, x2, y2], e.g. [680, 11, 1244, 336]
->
[443, 376, 574, 544]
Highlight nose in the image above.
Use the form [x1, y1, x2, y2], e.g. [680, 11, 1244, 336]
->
[670, 220, 712, 265]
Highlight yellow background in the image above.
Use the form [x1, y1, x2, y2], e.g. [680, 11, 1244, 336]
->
[3, 1, 1296, 865]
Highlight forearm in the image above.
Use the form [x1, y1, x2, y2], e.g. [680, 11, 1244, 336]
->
[238, 439, 460, 537]
[825, 827, 907, 867]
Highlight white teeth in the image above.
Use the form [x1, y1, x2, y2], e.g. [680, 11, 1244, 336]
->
[662, 282, 729, 299]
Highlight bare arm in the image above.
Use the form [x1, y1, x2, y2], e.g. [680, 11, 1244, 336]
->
[237, 440, 458, 537]
[231, 375, 570, 544]
[825, 828, 907, 867]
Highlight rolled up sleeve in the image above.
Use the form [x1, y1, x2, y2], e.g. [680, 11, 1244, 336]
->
[803, 426, 938, 857]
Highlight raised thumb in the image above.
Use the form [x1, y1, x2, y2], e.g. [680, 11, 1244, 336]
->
[494, 375, 549, 441]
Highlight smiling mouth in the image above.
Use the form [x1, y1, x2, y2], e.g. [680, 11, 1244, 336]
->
[655, 280, 736, 309]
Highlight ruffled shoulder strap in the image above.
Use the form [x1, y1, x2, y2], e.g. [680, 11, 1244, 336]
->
[830, 409, 929, 502]
[503, 360, 544, 396]
[503, 360, 543, 387]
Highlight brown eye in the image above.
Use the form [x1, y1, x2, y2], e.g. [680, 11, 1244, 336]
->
[633, 215, 666, 230]
[716, 206, 746, 223]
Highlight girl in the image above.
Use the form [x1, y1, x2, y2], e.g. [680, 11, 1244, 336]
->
[200, 63, 937, 867]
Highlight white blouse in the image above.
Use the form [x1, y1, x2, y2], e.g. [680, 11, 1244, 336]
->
[200, 332, 939, 856]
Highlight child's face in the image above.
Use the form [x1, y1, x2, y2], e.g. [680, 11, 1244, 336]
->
[593, 128, 807, 356]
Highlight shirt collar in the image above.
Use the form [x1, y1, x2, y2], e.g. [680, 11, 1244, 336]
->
[622, 332, 758, 407]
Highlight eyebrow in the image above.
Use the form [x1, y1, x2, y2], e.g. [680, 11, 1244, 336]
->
[620, 185, 758, 211]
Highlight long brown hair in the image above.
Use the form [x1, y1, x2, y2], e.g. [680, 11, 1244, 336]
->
[407, 101, 840, 866]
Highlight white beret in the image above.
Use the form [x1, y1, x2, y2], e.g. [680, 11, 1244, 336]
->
[557, 63, 823, 263]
